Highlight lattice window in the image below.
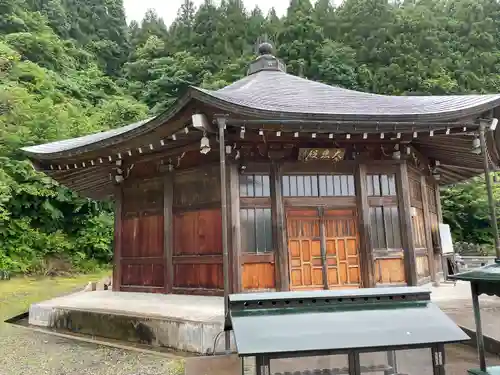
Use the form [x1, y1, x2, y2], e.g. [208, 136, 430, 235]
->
[282, 175, 355, 197]
[239, 174, 270, 197]
[367, 174, 397, 196]
[240, 208, 273, 253]
[370, 206, 402, 250]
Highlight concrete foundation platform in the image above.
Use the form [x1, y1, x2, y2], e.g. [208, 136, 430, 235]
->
[27, 280, 500, 360]
[28, 291, 235, 354]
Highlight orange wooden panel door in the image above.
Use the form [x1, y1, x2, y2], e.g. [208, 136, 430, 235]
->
[287, 210, 324, 290]
[324, 210, 360, 288]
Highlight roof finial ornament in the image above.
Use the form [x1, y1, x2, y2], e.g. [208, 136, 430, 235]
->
[248, 40, 286, 75]
[258, 42, 274, 56]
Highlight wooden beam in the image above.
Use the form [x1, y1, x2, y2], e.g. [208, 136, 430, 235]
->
[440, 163, 483, 172]
[163, 171, 174, 293]
[112, 185, 123, 292]
[396, 162, 418, 286]
[355, 163, 375, 288]
[270, 161, 290, 291]
[221, 117, 477, 132]
[228, 162, 242, 293]
[420, 175, 437, 285]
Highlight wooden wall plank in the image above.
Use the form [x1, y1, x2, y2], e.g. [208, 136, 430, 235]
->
[119, 180, 165, 291]
[242, 263, 275, 291]
[172, 208, 223, 292]
[173, 166, 221, 209]
[173, 210, 222, 255]
[375, 257, 406, 284]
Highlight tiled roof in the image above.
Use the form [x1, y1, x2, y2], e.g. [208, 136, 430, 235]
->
[195, 70, 500, 121]
[21, 69, 500, 158]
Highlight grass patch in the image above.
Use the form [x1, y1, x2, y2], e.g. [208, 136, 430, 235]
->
[0, 271, 110, 325]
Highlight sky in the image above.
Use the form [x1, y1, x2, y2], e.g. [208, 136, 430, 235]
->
[123, 0, 294, 25]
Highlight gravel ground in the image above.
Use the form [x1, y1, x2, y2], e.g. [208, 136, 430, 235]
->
[0, 322, 179, 375]
[0, 274, 180, 375]
[1, 276, 499, 375]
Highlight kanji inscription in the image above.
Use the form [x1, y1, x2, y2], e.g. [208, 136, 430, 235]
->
[298, 148, 345, 162]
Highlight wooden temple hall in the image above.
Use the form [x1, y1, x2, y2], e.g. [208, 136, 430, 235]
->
[22, 43, 500, 295]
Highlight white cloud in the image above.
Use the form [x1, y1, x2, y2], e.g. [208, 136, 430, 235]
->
[123, 0, 295, 25]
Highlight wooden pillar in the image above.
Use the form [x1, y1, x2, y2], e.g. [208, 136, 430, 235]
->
[318, 207, 329, 290]
[355, 163, 375, 288]
[270, 161, 289, 291]
[163, 171, 174, 293]
[420, 175, 437, 284]
[228, 162, 242, 293]
[435, 185, 445, 279]
[396, 162, 417, 286]
[112, 186, 123, 292]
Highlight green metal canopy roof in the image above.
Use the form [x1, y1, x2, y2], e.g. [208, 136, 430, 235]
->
[227, 287, 469, 357]
[449, 262, 500, 297]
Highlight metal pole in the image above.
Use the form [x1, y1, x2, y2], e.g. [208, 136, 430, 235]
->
[431, 345, 446, 375]
[385, 350, 397, 375]
[218, 117, 231, 353]
[471, 282, 487, 371]
[255, 356, 271, 375]
[348, 352, 361, 375]
[479, 123, 500, 260]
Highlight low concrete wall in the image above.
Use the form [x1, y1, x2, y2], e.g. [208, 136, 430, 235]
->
[459, 256, 496, 271]
[29, 304, 235, 355]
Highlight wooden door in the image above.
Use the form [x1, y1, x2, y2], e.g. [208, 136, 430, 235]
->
[287, 209, 324, 290]
[120, 179, 166, 293]
[323, 209, 360, 288]
[287, 208, 361, 290]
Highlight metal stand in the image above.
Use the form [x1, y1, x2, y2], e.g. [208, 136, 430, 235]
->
[385, 350, 398, 375]
[348, 352, 361, 375]
[471, 283, 487, 372]
[432, 345, 446, 375]
[256, 356, 271, 375]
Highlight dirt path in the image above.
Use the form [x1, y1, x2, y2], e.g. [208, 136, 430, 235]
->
[0, 274, 177, 375]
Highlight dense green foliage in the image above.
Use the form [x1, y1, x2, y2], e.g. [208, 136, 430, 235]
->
[0, 0, 147, 273]
[2, 0, 500, 272]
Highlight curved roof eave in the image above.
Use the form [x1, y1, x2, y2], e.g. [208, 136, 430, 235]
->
[190, 87, 500, 123]
[21, 90, 196, 160]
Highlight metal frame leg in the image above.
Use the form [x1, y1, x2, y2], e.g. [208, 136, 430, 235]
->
[471, 283, 487, 372]
[256, 355, 271, 375]
[385, 350, 398, 375]
[432, 345, 446, 375]
[348, 352, 361, 375]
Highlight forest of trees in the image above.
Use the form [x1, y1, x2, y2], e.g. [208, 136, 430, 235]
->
[1, 0, 500, 274]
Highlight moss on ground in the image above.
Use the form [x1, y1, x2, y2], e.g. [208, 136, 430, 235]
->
[0, 271, 110, 324]
[0, 272, 190, 375]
